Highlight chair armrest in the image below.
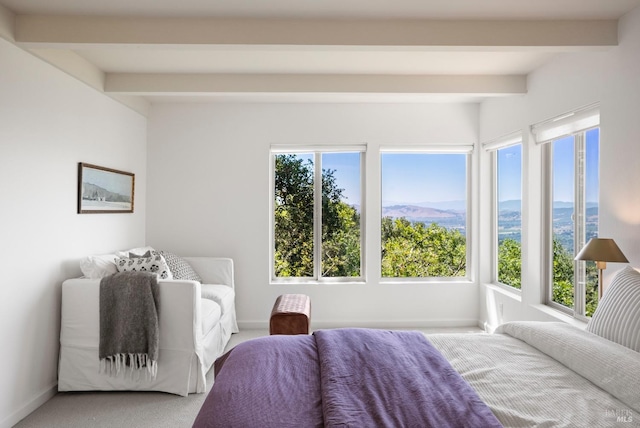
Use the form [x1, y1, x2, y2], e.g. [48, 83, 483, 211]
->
[61, 278, 203, 350]
[182, 257, 234, 289]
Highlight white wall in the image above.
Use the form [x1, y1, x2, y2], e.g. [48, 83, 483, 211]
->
[478, 6, 640, 329]
[147, 102, 481, 329]
[0, 39, 147, 427]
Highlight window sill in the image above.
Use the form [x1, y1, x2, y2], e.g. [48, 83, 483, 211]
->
[269, 280, 366, 286]
[530, 304, 588, 330]
[269, 279, 475, 286]
[483, 282, 522, 301]
[380, 278, 473, 285]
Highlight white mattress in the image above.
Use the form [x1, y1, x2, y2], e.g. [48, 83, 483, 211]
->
[428, 322, 639, 428]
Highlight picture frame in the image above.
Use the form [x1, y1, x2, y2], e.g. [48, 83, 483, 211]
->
[78, 163, 135, 214]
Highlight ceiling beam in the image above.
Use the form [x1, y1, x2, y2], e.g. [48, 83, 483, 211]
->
[104, 73, 526, 96]
[27, 49, 149, 116]
[15, 16, 617, 50]
[0, 3, 15, 42]
[29, 48, 106, 90]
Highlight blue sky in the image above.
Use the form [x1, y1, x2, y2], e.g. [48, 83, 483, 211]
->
[322, 152, 361, 205]
[297, 152, 362, 205]
[297, 129, 599, 208]
[553, 128, 599, 203]
[498, 128, 599, 204]
[321, 152, 468, 206]
[585, 129, 600, 203]
[497, 144, 522, 202]
[380, 153, 466, 204]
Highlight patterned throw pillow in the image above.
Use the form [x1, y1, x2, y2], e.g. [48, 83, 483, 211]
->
[159, 251, 202, 282]
[115, 246, 156, 259]
[129, 250, 152, 258]
[115, 252, 173, 280]
[586, 266, 640, 353]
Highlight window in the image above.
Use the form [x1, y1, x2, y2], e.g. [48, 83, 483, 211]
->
[271, 146, 365, 282]
[533, 105, 600, 318]
[484, 133, 523, 289]
[380, 146, 472, 279]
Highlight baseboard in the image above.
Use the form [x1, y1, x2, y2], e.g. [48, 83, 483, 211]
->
[1, 382, 57, 428]
[238, 319, 479, 331]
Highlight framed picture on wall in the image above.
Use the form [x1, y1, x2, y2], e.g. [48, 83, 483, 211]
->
[78, 163, 135, 214]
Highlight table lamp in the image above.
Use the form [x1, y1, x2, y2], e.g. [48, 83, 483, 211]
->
[575, 238, 628, 299]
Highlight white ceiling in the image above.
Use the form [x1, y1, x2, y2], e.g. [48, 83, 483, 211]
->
[1, 0, 639, 113]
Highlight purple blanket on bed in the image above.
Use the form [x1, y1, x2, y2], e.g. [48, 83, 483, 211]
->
[316, 329, 502, 428]
[192, 328, 502, 428]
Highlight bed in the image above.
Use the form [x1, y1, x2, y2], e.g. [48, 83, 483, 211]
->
[193, 267, 640, 427]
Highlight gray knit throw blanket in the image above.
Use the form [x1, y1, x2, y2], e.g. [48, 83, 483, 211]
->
[99, 271, 160, 379]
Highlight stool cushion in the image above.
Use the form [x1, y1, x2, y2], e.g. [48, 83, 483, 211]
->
[270, 294, 311, 335]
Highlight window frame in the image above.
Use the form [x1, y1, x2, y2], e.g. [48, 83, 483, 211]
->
[269, 145, 366, 284]
[535, 104, 600, 320]
[379, 145, 473, 282]
[484, 132, 523, 291]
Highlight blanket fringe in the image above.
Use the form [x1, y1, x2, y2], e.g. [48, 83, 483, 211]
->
[100, 354, 158, 381]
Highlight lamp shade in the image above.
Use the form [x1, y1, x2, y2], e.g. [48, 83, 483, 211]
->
[575, 238, 629, 263]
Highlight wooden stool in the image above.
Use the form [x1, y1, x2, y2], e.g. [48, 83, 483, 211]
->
[269, 294, 311, 335]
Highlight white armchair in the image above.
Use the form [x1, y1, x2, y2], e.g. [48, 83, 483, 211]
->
[58, 257, 238, 396]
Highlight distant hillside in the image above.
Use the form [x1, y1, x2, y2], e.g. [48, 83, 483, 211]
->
[382, 204, 461, 221]
[415, 200, 466, 211]
[498, 200, 522, 211]
[82, 182, 131, 203]
[498, 200, 597, 211]
[379, 200, 597, 217]
[383, 200, 466, 211]
[377, 199, 599, 243]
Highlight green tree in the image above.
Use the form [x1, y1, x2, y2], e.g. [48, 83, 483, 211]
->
[497, 238, 521, 289]
[320, 161, 361, 277]
[551, 236, 598, 315]
[499, 236, 599, 316]
[585, 261, 599, 316]
[381, 217, 466, 277]
[274, 154, 360, 278]
[274, 155, 315, 277]
[552, 236, 575, 309]
[322, 200, 361, 277]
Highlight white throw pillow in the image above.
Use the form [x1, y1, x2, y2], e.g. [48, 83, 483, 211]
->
[80, 254, 118, 279]
[586, 266, 640, 353]
[115, 252, 173, 280]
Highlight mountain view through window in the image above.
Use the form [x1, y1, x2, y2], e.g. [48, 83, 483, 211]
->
[381, 152, 468, 278]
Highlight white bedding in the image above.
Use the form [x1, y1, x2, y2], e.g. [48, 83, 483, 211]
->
[428, 322, 639, 427]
